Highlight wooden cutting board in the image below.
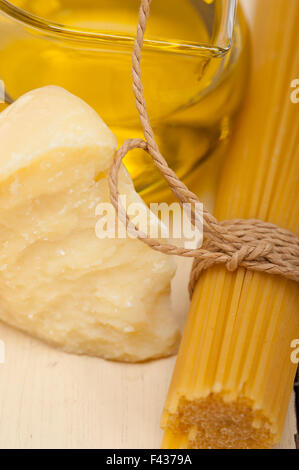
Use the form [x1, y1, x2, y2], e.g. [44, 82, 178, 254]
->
[0, 0, 297, 450]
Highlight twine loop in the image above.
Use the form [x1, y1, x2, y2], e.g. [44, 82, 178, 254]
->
[108, 0, 299, 297]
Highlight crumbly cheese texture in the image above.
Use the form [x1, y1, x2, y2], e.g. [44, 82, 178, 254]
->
[0, 86, 179, 362]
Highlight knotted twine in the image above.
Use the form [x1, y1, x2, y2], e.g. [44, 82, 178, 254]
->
[108, 0, 299, 297]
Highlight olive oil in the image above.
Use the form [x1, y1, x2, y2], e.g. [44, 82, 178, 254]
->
[0, 0, 248, 200]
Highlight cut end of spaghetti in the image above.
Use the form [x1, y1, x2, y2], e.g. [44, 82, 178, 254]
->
[162, 394, 278, 449]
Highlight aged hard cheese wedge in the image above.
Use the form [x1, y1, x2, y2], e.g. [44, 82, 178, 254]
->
[0, 86, 179, 362]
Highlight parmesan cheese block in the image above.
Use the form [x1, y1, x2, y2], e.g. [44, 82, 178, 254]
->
[0, 86, 179, 362]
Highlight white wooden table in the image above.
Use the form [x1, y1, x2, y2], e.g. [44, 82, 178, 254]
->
[0, 255, 296, 449]
[0, 0, 296, 449]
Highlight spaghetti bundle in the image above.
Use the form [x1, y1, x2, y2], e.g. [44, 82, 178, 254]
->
[161, 0, 299, 449]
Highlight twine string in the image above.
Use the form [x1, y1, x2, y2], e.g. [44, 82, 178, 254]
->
[108, 0, 299, 297]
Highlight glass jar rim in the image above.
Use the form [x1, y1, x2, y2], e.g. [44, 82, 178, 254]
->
[0, 0, 235, 56]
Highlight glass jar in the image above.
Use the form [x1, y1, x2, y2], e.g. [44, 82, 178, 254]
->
[0, 0, 249, 201]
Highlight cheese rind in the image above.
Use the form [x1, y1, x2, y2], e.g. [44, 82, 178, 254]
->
[0, 86, 179, 362]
